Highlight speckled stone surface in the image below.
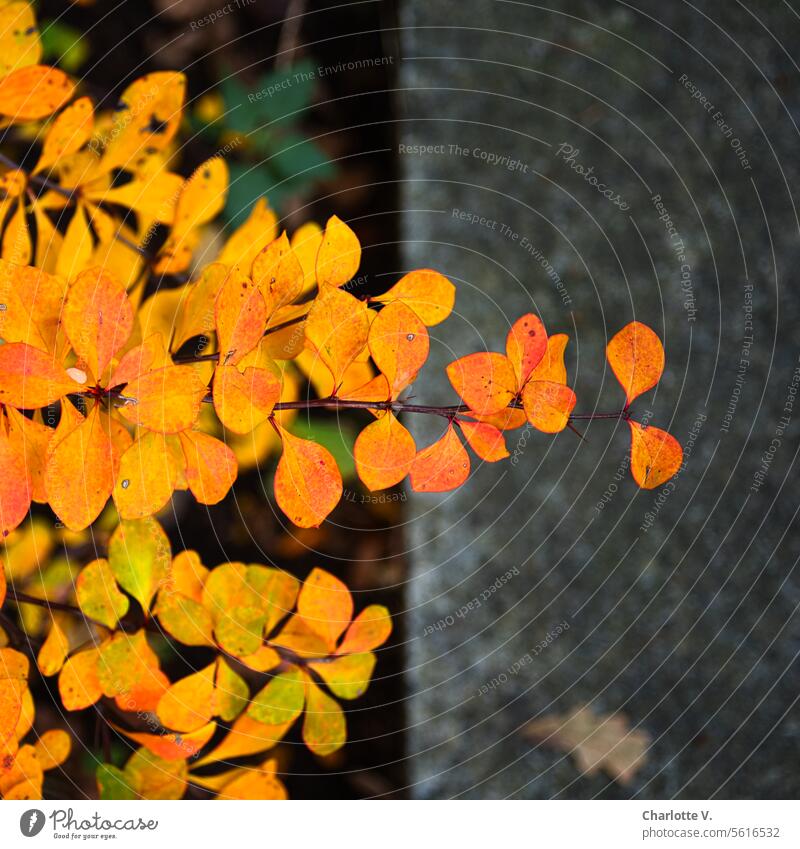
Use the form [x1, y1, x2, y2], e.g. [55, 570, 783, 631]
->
[399, 0, 800, 798]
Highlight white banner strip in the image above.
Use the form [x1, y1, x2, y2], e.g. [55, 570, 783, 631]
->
[0, 800, 797, 847]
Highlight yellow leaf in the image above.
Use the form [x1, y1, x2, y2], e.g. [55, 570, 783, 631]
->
[305, 284, 369, 389]
[75, 558, 129, 629]
[0, 3, 41, 77]
[108, 517, 171, 614]
[34, 97, 93, 175]
[113, 432, 177, 519]
[315, 215, 360, 288]
[302, 676, 345, 757]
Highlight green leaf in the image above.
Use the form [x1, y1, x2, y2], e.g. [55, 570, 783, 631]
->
[39, 20, 88, 73]
[108, 518, 171, 614]
[248, 665, 305, 725]
[97, 763, 137, 800]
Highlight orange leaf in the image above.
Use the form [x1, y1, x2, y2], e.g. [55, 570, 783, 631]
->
[215, 267, 267, 366]
[368, 301, 429, 398]
[354, 412, 416, 491]
[45, 405, 114, 530]
[58, 647, 102, 711]
[193, 713, 291, 768]
[0, 260, 66, 352]
[178, 430, 237, 504]
[157, 663, 216, 732]
[7, 408, 51, 503]
[0, 648, 28, 747]
[315, 215, 360, 288]
[34, 97, 94, 175]
[529, 333, 569, 385]
[0, 563, 4, 608]
[274, 426, 342, 528]
[302, 676, 346, 757]
[446, 352, 517, 415]
[296, 568, 353, 651]
[252, 232, 304, 316]
[409, 424, 470, 492]
[109, 333, 171, 387]
[117, 364, 206, 433]
[336, 605, 392, 655]
[213, 364, 280, 434]
[111, 721, 216, 762]
[0, 342, 81, 409]
[456, 419, 509, 462]
[628, 421, 683, 489]
[505, 313, 547, 389]
[62, 267, 134, 380]
[0, 66, 74, 121]
[373, 269, 455, 326]
[0, 419, 31, 536]
[305, 284, 369, 389]
[607, 321, 665, 406]
[521, 380, 576, 433]
[113, 432, 177, 519]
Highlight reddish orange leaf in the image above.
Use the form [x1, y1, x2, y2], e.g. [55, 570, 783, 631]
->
[521, 380, 576, 433]
[628, 421, 683, 489]
[178, 430, 237, 504]
[0, 66, 74, 121]
[505, 313, 547, 388]
[252, 232, 304, 316]
[446, 352, 517, 415]
[109, 333, 171, 387]
[315, 215, 360, 288]
[63, 267, 133, 380]
[274, 426, 342, 528]
[213, 364, 281, 434]
[408, 424, 470, 492]
[117, 365, 206, 433]
[456, 418, 509, 462]
[336, 605, 392, 655]
[607, 321, 665, 407]
[354, 412, 416, 491]
[45, 405, 114, 530]
[112, 721, 216, 762]
[466, 406, 528, 431]
[305, 284, 369, 389]
[215, 268, 267, 366]
[368, 301, 429, 398]
[529, 333, 569, 385]
[297, 568, 353, 651]
[0, 342, 81, 409]
[373, 269, 455, 326]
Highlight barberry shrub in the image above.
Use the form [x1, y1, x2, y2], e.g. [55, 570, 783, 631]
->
[0, 4, 682, 799]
